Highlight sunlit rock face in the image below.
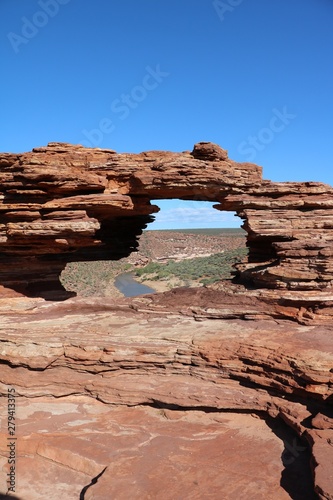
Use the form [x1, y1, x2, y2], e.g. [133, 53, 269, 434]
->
[0, 142, 332, 499]
[1, 141, 333, 298]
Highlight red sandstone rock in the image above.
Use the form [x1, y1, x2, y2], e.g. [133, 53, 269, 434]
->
[2, 141, 333, 298]
[0, 142, 332, 498]
[0, 292, 332, 497]
[312, 413, 333, 430]
[0, 398, 304, 500]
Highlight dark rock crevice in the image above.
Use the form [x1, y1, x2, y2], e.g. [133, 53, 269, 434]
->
[80, 468, 107, 500]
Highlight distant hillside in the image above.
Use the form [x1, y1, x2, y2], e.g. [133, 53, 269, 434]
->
[135, 248, 248, 287]
[153, 228, 244, 235]
[127, 229, 246, 264]
[61, 229, 247, 297]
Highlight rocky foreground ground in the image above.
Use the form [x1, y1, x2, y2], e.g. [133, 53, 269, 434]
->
[0, 287, 332, 499]
[0, 142, 332, 498]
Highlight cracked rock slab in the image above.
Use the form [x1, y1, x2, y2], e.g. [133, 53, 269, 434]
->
[0, 397, 304, 500]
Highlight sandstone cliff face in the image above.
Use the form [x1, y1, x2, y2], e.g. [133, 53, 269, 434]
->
[0, 142, 332, 499]
[1, 141, 333, 299]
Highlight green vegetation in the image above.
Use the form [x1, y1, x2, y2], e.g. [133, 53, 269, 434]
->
[134, 248, 248, 286]
[60, 260, 130, 297]
[60, 229, 248, 296]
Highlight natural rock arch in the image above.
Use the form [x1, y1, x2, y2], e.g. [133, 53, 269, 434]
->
[0, 142, 333, 500]
[0, 141, 332, 299]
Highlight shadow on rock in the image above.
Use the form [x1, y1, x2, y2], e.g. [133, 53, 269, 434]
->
[0, 494, 22, 500]
[267, 416, 317, 500]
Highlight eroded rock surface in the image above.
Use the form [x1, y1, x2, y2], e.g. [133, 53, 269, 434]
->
[0, 142, 332, 499]
[1, 141, 333, 299]
[0, 291, 332, 498]
[0, 398, 312, 500]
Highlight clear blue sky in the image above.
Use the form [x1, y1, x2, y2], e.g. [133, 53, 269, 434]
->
[1, 0, 332, 229]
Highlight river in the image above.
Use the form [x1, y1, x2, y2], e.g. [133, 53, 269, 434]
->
[114, 272, 156, 297]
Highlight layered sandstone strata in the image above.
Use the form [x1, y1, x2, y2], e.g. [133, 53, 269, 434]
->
[0, 290, 332, 498]
[1, 141, 333, 298]
[0, 142, 332, 499]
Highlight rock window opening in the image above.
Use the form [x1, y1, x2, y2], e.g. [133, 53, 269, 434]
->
[61, 200, 248, 298]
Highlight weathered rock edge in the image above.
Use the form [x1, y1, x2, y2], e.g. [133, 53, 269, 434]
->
[1, 141, 333, 302]
[0, 142, 332, 498]
[0, 292, 332, 498]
